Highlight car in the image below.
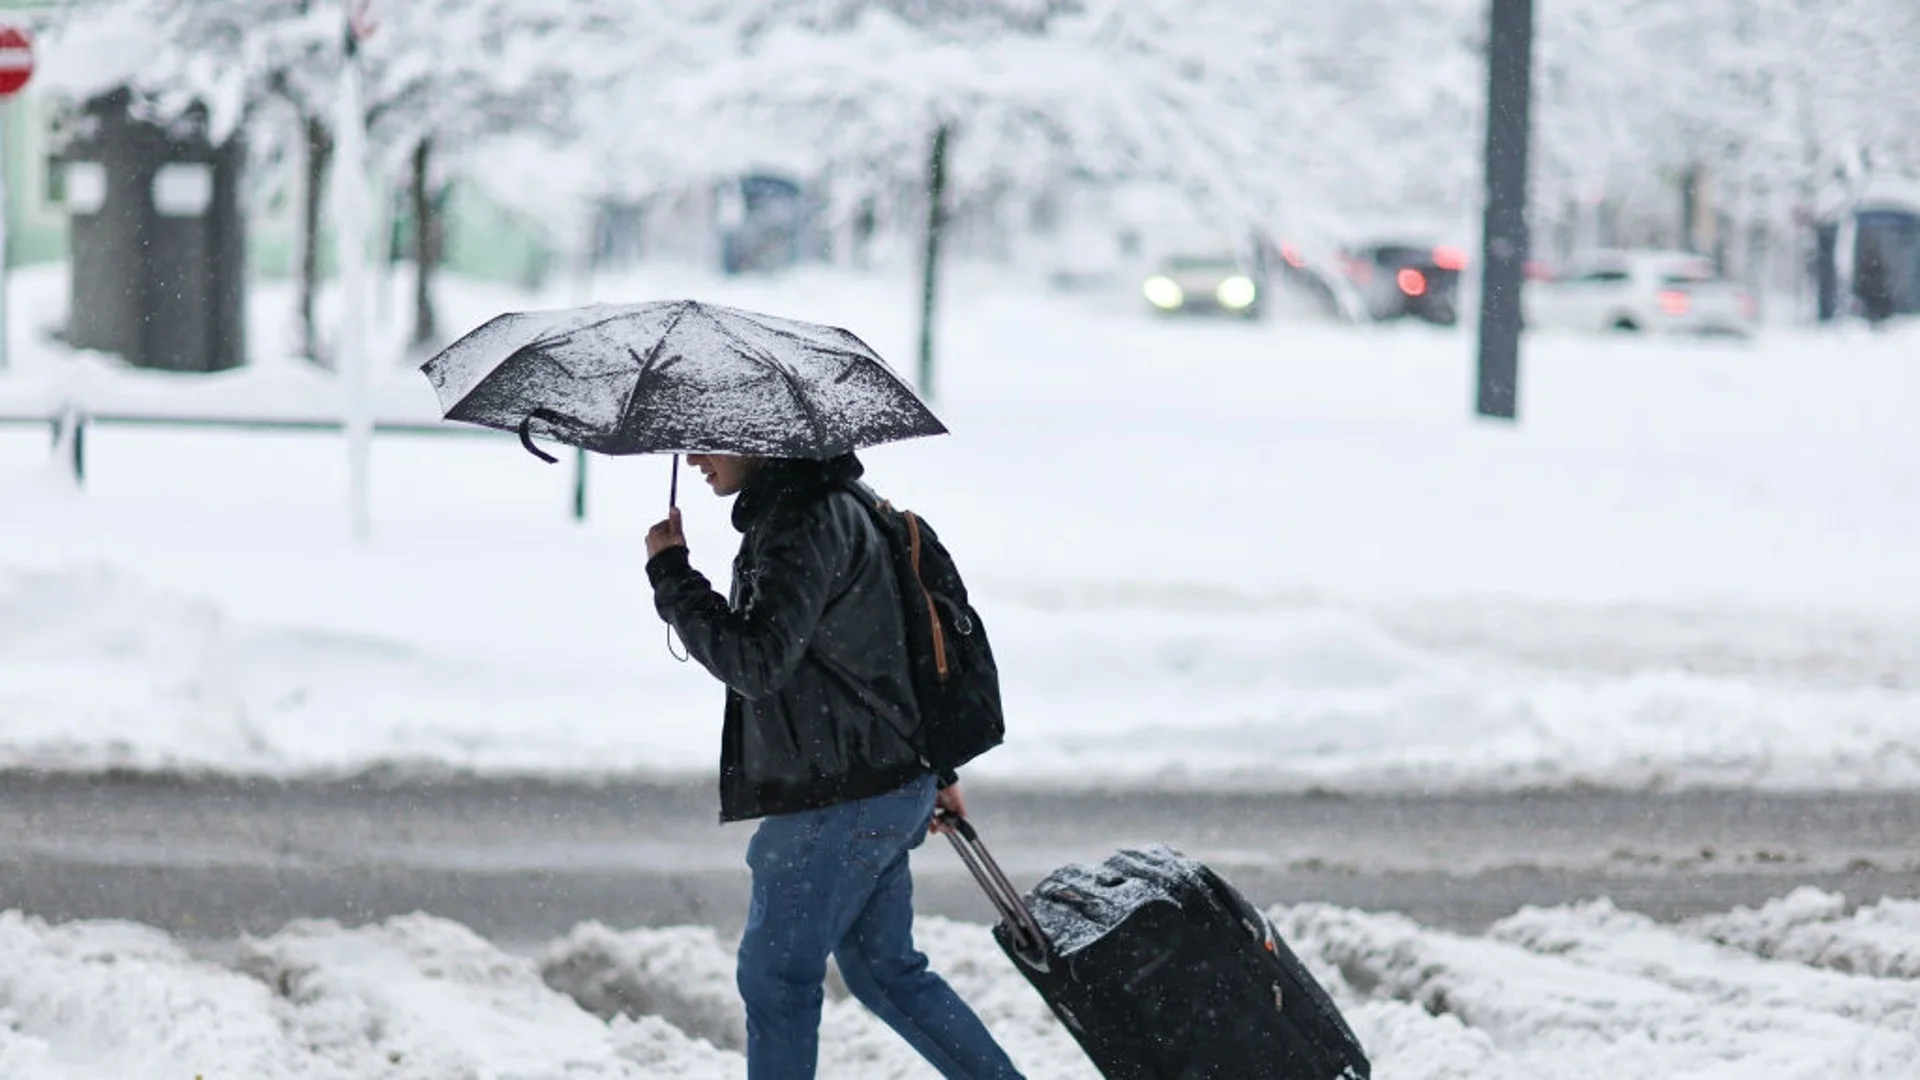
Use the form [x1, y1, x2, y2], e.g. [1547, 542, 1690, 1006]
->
[1140, 252, 1265, 319]
[1338, 240, 1468, 326]
[1525, 249, 1759, 336]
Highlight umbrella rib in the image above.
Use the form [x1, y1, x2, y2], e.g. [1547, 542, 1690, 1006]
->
[730, 320, 879, 380]
[699, 306, 834, 454]
[744, 314, 928, 407]
[526, 304, 657, 356]
[614, 302, 694, 443]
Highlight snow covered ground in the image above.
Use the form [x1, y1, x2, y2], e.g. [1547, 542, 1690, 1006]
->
[2, 887, 1917, 1078]
[3, 263, 1919, 791]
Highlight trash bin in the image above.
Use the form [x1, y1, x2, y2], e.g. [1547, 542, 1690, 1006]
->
[57, 86, 245, 372]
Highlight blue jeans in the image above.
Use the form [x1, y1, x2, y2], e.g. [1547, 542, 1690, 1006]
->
[737, 773, 1024, 1079]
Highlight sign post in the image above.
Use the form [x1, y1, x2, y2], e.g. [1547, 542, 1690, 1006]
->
[1475, 0, 1533, 421]
[0, 25, 36, 374]
[338, 2, 377, 541]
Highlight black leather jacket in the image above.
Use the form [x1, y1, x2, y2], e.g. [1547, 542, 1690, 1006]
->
[647, 454, 927, 822]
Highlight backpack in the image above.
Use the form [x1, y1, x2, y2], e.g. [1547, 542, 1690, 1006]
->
[842, 482, 1005, 776]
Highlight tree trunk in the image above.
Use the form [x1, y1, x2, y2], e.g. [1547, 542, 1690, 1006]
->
[1679, 164, 1703, 254]
[410, 138, 438, 349]
[917, 123, 951, 400]
[300, 114, 333, 363]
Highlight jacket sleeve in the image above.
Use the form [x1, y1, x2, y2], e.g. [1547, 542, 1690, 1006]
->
[646, 504, 847, 701]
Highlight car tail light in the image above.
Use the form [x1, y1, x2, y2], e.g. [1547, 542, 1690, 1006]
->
[1739, 292, 1758, 320]
[1280, 243, 1306, 269]
[1397, 268, 1428, 297]
[1432, 246, 1468, 271]
[1657, 289, 1690, 316]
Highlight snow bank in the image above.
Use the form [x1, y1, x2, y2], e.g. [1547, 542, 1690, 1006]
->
[233, 914, 715, 1078]
[4, 263, 1920, 791]
[0, 563, 706, 777]
[2, 553, 1915, 792]
[540, 922, 747, 1051]
[1687, 887, 1920, 981]
[537, 916, 1101, 1078]
[6, 896, 1920, 1079]
[1282, 898, 1920, 1079]
[0, 912, 333, 1079]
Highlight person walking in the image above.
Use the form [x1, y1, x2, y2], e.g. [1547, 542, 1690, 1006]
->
[645, 450, 1024, 1080]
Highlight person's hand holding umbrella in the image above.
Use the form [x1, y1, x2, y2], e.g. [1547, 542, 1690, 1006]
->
[645, 508, 686, 560]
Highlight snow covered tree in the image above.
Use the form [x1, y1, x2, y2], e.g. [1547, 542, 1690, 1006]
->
[50, 0, 583, 358]
[593, 0, 1357, 391]
[45, 0, 1920, 332]
[591, 0, 1094, 393]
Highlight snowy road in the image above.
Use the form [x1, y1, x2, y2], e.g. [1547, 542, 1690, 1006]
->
[4, 773, 1913, 944]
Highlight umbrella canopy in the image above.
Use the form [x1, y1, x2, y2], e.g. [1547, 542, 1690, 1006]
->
[420, 300, 946, 460]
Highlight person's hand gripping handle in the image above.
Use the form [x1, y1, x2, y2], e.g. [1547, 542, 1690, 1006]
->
[647, 507, 686, 559]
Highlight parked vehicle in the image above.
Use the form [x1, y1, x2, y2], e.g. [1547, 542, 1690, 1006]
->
[1525, 250, 1758, 337]
[1339, 239, 1468, 326]
[1252, 233, 1352, 321]
[1140, 252, 1265, 320]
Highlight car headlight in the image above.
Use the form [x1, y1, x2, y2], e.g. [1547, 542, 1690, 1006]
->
[1216, 276, 1258, 310]
[1143, 276, 1185, 310]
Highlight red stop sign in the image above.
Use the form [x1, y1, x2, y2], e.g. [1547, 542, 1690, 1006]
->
[0, 27, 33, 98]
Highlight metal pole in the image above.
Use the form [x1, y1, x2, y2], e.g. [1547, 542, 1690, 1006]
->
[1475, 0, 1534, 421]
[572, 446, 587, 522]
[917, 122, 950, 400]
[0, 102, 10, 373]
[53, 404, 84, 485]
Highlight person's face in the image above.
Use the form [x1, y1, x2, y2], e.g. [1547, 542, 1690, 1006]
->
[686, 453, 758, 496]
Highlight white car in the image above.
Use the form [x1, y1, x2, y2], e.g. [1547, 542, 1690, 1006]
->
[1140, 253, 1264, 319]
[1526, 250, 1759, 337]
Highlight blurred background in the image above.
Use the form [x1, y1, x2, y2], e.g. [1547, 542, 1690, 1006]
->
[6, 0, 1919, 379]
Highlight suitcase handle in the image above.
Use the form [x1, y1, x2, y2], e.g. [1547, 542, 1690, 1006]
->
[935, 810, 1052, 969]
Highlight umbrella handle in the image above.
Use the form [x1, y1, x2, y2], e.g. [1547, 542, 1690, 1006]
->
[518, 411, 563, 464]
[665, 456, 687, 662]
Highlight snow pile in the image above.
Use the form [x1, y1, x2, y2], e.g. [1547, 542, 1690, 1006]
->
[0, 563, 714, 777]
[538, 916, 1101, 1078]
[1688, 887, 1920, 981]
[990, 603, 1920, 792]
[6, 897, 1920, 1078]
[5, 550, 1917, 791]
[832, 916, 1102, 1079]
[0, 909, 739, 1080]
[540, 922, 748, 1051]
[232, 914, 719, 1078]
[1282, 898, 1920, 1079]
[0, 912, 332, 1079]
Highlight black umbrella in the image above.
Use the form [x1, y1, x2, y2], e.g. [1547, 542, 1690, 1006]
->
[420, 299, 947, 504]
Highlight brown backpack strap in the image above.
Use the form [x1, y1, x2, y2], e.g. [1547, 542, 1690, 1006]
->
[904, 511, 950, 680]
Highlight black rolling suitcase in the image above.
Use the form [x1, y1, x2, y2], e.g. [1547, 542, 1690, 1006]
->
[939, 813, 1370, 1080]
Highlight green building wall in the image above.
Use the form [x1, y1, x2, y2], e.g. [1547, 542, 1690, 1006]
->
[6, 85, 555, 289]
